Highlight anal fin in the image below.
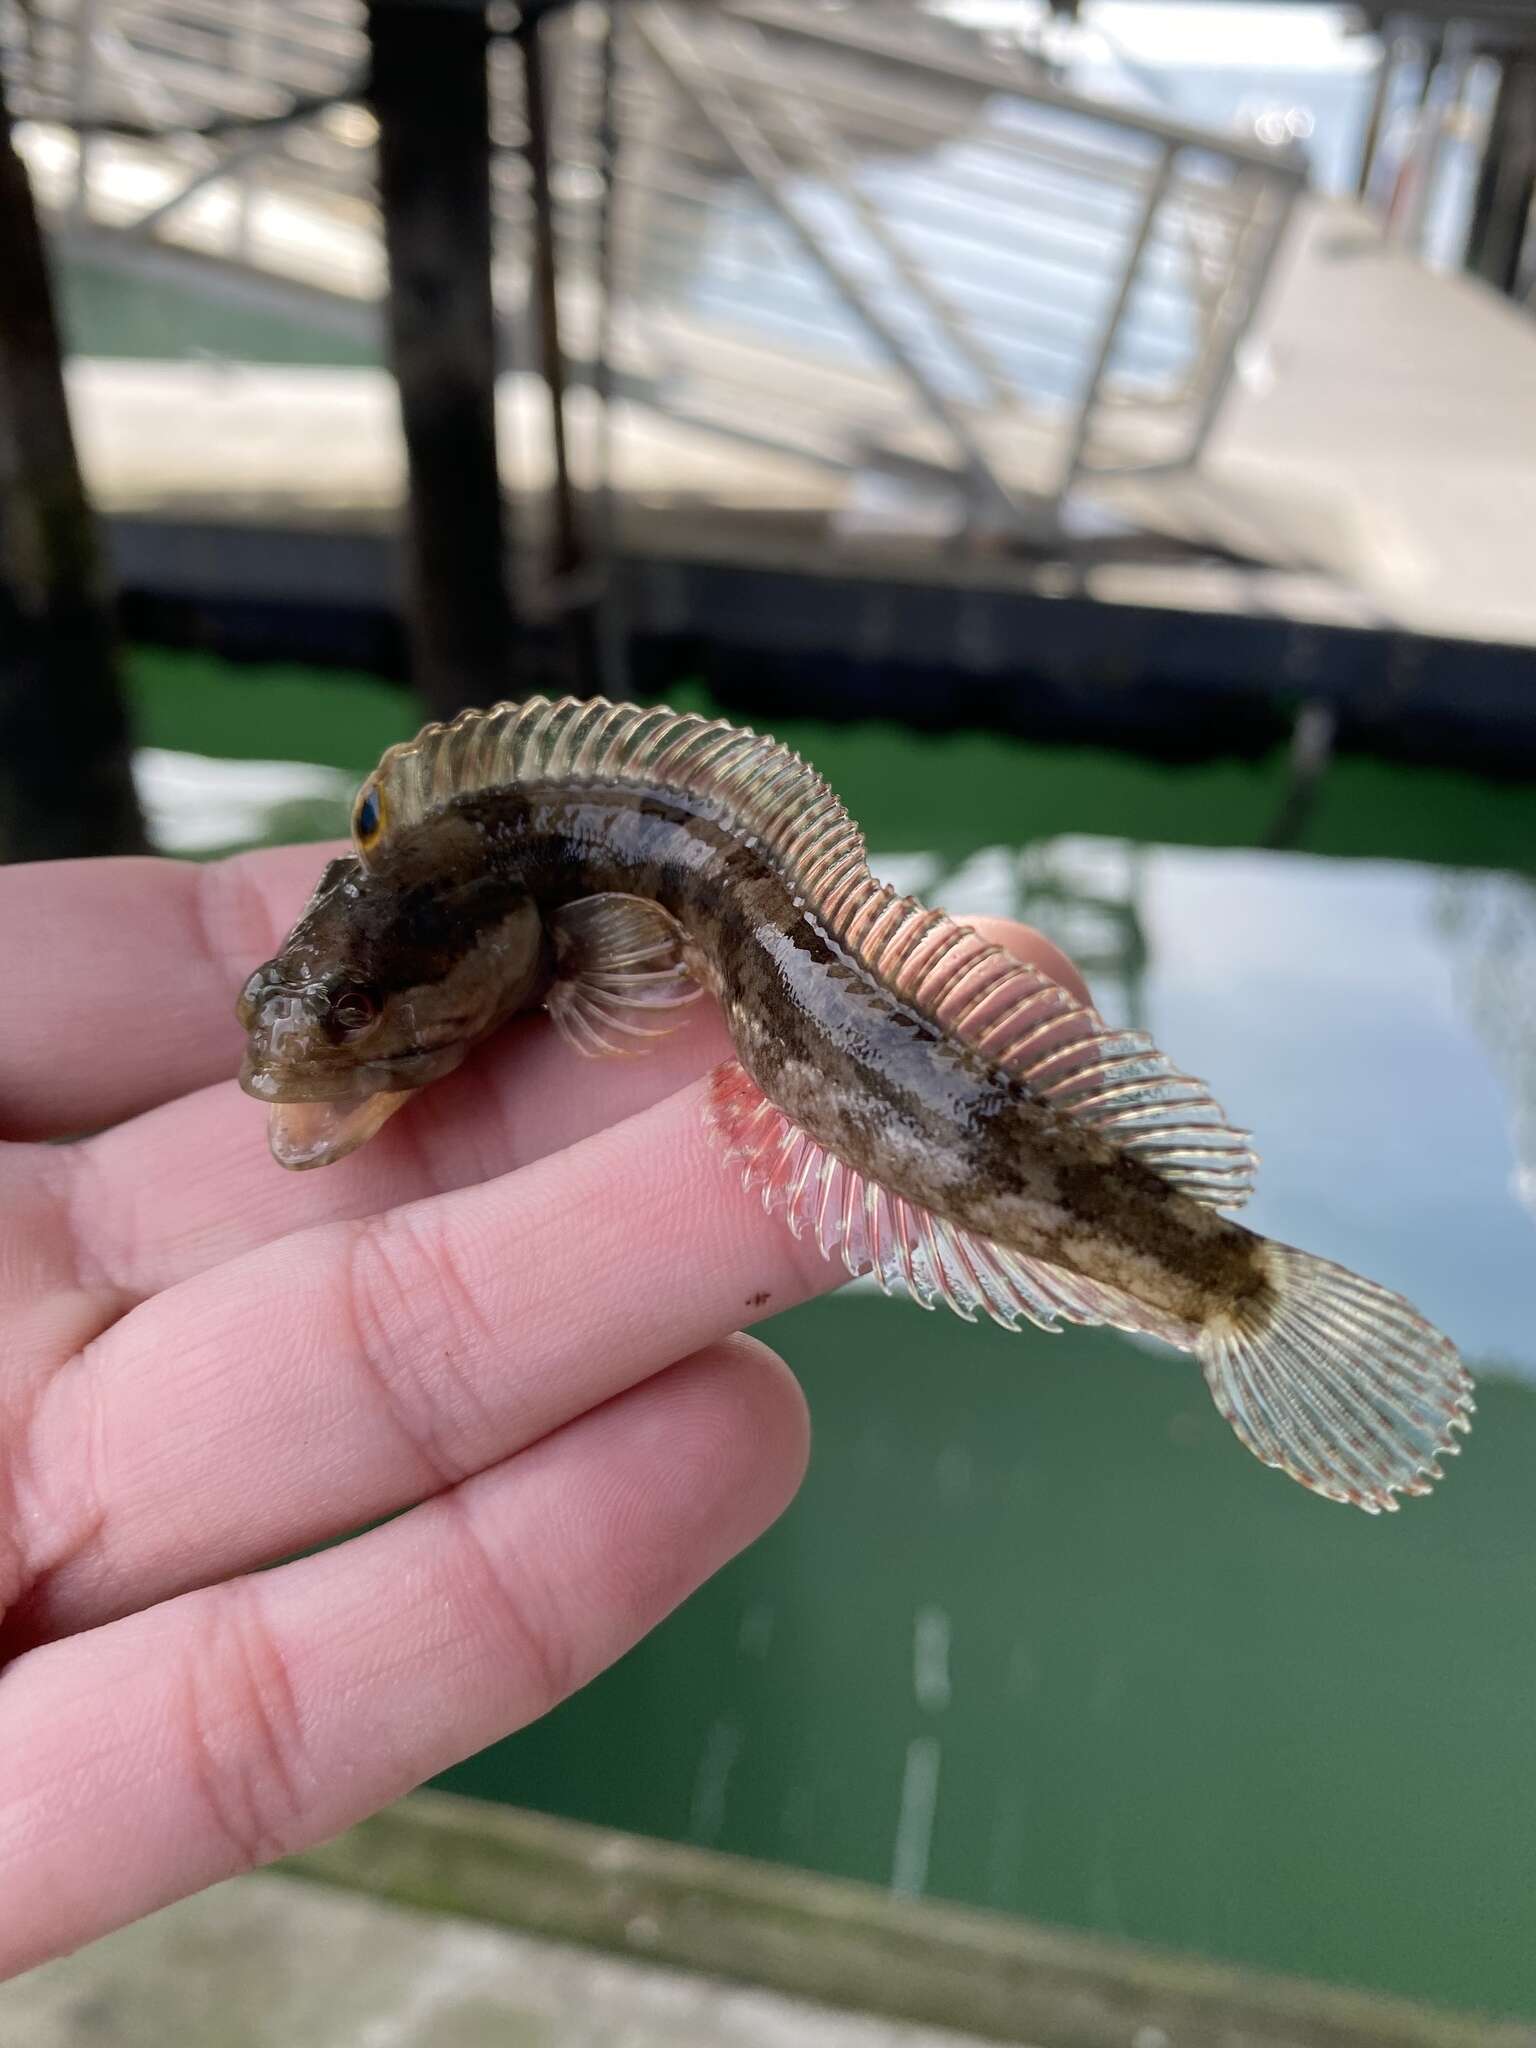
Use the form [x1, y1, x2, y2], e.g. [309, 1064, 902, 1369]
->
[705, 1060, 1195, 1346]
[547, 893, 703, 1058]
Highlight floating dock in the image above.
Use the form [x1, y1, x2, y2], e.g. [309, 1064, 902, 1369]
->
[12, 0, 1536, 763]
[5, 1794, 1531, 2048]
[55, 184, 1536, 769]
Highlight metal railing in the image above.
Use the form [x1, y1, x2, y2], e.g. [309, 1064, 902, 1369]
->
[3, 0, 1308, 535]
[546, 1, 1308, 529]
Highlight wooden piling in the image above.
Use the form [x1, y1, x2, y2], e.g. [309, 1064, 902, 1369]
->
[368, 0, 517, 721]
[0, 64, 146, 861]
[1466, 51, 1536, 298]
[518, 1, 581, 584]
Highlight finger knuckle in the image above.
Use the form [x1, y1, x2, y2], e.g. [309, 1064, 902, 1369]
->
[0, 1352, 113, 1653]
[194, 853, 278, 985]
[442, 1489, 578, 1711]
[341, 1213, 500, 1493]
[178, 1579, 312, 1874]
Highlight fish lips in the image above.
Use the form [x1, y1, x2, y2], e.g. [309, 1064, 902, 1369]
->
[264, 1092, 414, 1170]
[238, 1042, 470, 1169]
[238, 1038, 467, 1103]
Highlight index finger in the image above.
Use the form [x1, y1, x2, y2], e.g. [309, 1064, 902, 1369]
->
[0, 845, 338, 1141]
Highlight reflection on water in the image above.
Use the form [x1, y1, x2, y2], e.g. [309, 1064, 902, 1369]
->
[445, 1289, 1536, 2015]
[1436, 873, 1536, 1231]
[1029, 840, 1534, 1379]
[140, 735, 1536, 2016]
[133, 747, 352, 855]
[850, 832, 1531, 1380]
[928, 839, 1152, 1027]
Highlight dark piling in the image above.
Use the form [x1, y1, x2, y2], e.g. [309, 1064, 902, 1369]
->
[0, 63, 146, 861]
[368, 0, 517, 721]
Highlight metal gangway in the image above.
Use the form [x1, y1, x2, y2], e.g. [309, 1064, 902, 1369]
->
[3, 0, 1307, 542]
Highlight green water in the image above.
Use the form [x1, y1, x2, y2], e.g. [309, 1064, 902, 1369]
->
[58, 257, 381, 370]
[129, 648, 1536, 875]
[128, 649, 1536, 2018]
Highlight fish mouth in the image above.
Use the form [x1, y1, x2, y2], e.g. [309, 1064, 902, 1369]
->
[239, 1041, 467, 1105]
[238, 1041, 470, 1169]
[266, 1092, 413, 1170]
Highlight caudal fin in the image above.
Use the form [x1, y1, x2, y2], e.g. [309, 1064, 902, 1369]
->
[1199, 1245, 1474, 1513]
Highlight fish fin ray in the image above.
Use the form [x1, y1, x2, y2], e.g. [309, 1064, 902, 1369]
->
[1199, 1244, 1474, 1512]
[546, 893, 702, 1059]
[703, 1060, 1196, 1342]
[839, 884, 1257, 1210]
[353, 698, 867, 910]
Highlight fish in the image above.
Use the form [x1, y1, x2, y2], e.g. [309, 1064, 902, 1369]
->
[237, 695, 1474, 1514]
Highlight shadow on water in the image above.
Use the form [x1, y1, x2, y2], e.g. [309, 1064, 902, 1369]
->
[127, 649, 1536, 2018]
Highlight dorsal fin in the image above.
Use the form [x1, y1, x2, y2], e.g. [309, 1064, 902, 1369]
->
[354, 699, 1254, 1210]
[835, 880, 1258, 1210]
[351, 696, 866, 910]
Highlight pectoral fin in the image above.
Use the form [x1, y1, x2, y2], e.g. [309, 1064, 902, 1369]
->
[546, 893, 703, 1058]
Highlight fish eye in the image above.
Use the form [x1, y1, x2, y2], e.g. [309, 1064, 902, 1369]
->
[328, 985, 380, 1040]
[353, 783, 384, 851]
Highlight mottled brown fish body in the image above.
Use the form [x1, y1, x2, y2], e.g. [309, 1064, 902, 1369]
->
[706, 903, 1264, 1332]
[236, 695, 1474, 1517]
[415, 783, 1261, 1331]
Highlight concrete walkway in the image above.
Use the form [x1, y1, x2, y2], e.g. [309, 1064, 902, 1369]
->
[54, 193, 1536, 650]
[2, 1874, 992, 2048]
[1181, 197, 1536, 645]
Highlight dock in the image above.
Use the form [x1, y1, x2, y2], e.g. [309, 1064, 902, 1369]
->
[48, 181, 1536, 773]
[6, 1794, 1531, 2048]
[60, 181, 1536, 643]
[9, 0, 1535, 763]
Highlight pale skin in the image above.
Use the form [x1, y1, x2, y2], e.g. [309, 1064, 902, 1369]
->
[0, 843, 1086, 1980]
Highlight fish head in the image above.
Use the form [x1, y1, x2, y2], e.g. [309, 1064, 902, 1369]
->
[236, 845, 547, 1168]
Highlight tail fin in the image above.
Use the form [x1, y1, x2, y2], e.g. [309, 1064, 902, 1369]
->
[1199, 1245, 1474, 1513]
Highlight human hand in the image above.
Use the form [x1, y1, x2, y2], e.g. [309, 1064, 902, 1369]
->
[0, 844, 1084, 1976]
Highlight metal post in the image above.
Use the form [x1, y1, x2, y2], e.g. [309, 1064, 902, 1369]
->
[518, 0, 582, 582]
[368, 0, 516, 720]
[70, 0, 101, 223]
[0, 62, 146, 859]
[1466, 52, 1536, 297]
[636, 3, 1021, 529]
[1058, 143, 1174, 499]
[233, 0, 267, 266]
[592, 0, 629, 698]
[1355, 23, 1399, 202]
[1405, 27, 1468, 257]
[1382, 28, 1443, 244]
